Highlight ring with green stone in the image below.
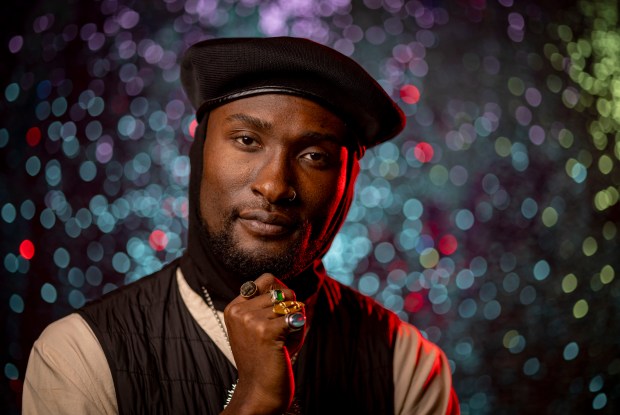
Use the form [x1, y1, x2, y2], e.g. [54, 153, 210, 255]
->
[270, 289, 285, 304]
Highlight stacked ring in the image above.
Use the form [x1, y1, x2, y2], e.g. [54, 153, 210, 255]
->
[285, 313, 306, 332]
[272, 300, 305, 315]
[270, 289, 285, 304]
[239, 281, 258, 298]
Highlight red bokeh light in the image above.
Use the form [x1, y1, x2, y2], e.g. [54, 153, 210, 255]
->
[400, 84, 421, 104]
[19, 239, 35, 260]
[149, 230, 169, 251]
[188, 119, 198, 139]
[26, 127, 41, 147]
[414, 142, 434, 163]
[438, 234, 458, 255]
[404, 292, 424, 313]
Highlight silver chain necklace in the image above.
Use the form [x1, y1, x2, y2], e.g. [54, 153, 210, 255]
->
[200, 285, 300, 413]
[200, 286, 237, 407]
[201, 286, 230, 348]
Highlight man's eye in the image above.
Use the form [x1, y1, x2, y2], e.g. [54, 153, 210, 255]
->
[303, 152, 330, 164]
[235, 136, 258, 147]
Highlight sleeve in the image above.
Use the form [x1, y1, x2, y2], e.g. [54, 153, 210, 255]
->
[393, 322, 460, 415]
[22, 313, 118, 415]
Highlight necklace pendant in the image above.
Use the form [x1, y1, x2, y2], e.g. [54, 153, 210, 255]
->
[224, 380, 237, 408]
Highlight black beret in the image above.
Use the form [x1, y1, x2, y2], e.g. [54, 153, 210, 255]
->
[180, 37, 405, 149]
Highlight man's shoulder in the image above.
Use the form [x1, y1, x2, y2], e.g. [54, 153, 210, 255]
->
[29, 313, 107, 380]
[36, 313, 98, 352]
[321, 276, 452, 355]
[82, 258, 180, 309]
[321, 276, 404, 332]
[323, 276, 395, 311]
[75, 258, 182, 335]
[24, 312, 118, 414]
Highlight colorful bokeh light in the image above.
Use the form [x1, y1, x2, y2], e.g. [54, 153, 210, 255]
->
[414, 142, 434, 163]
[18, 240, 35, 260]
[400, 84, 421, 104]
[149, 230, 169, 252]
[1, 1, 618, 414]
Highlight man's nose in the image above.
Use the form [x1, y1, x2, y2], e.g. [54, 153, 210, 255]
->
[251, 153, 296, 204]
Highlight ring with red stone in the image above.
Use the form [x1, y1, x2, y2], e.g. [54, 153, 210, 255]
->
[285, 312, 306, 332]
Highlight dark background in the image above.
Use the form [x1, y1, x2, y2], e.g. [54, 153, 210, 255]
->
[1, 0, 619, 413]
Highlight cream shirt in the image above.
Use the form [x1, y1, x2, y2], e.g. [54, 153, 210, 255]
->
[23, 269, 457, 414]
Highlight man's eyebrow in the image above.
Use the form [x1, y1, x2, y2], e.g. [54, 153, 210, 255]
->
[225, 113, 346, 145]
[225, 113, 273, 131]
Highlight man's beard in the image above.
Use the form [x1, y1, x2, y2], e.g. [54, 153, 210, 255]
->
[200, 213, 323, 281]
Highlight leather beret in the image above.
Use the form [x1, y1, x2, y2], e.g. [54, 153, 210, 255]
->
[180, 37, 405, 149]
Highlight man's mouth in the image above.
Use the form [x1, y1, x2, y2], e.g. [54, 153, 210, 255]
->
[237, 210, 297, 237]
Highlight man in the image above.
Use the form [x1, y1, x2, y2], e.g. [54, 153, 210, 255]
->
[23, 37, 459, 414]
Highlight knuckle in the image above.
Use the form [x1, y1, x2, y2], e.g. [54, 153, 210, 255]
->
[255, 321, 271, 338]
[225, 302, 242, 319]
[255, 273, 276, 283]
[255, 273, 290, 293]
[241, 312, 255, 326]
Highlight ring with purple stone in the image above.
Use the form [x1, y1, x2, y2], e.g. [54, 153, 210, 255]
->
[285, 312, 306, 332]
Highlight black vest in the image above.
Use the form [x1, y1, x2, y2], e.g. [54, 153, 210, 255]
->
[78, 259, 398, 414]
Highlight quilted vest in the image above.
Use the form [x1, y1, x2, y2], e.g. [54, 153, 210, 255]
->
[78, 259, 398, 414]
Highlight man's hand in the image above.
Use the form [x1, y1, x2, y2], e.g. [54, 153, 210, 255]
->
[221, 274, 305, 415]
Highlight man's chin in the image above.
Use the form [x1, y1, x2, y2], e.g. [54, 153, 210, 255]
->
[201, 219, 315, 280]
[233, 246, 304, 279]
[211, 238, 304, 280]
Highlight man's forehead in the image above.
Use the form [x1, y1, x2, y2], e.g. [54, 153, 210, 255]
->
[208, 94, 349, 146]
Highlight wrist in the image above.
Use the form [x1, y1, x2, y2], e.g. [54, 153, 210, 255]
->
[222, 380, 292, 415]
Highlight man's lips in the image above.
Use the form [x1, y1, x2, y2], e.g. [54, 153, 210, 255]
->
[237, 210, 297, 237]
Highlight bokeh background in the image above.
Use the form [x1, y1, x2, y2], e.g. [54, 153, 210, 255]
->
[1, 0, 619, 413]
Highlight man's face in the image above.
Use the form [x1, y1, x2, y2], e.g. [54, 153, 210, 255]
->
[199, 94, 351, 280]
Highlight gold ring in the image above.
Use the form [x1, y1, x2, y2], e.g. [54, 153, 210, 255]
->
[272, 300, 305, 315]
